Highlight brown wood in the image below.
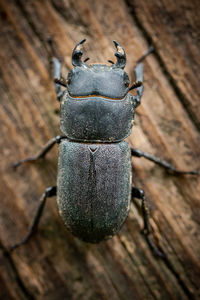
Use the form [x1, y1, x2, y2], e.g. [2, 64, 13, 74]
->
[0, 0, 200, 299]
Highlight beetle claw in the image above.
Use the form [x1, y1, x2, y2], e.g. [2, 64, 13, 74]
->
[72, 39, 87, 67]
[111, 40, 126, 69]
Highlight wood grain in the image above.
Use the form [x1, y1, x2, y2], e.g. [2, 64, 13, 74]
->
[0, 0, 200, 299]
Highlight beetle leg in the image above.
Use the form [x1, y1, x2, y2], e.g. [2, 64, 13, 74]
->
[132, 187, 166, 258]
[136, 46, 154, 64]
[52, 57, 64, 101]
[131, 63, 144, 108]
[131, 46, 154, 107]
[10, 186, 57, 251]
[48, 38, 65, 101]
[13, 135, 66, 169]
[131, 148, 199, 175]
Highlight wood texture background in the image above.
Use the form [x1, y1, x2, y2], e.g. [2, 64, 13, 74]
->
[0, 0, 200, 299]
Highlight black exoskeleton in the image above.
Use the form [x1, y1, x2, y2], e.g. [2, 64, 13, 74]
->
[11, 39, 199, 258]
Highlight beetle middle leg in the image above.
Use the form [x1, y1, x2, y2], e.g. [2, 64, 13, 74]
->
[131, 148, 199, 175]
[132, 187, 165, 258]
[13, 135, 66, 169]
[10, 186, 57, 251]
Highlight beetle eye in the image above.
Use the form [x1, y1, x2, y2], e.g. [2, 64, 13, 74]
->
[124, 81, 129, 87]
[123, 73, 129, 88]
[67, 72, 73, 84]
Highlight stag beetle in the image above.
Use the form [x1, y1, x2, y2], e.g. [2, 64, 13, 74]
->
[11, 39, 199, 257]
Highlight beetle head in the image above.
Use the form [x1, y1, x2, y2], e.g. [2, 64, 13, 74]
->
[68, 39, 130, 99]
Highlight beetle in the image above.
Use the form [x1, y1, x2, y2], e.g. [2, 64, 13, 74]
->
[11, 39, 199, 257]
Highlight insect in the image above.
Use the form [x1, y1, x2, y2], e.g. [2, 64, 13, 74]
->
[11, 39, 199, 257]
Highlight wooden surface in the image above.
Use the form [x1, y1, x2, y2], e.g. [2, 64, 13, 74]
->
[0, 0, 200, 299]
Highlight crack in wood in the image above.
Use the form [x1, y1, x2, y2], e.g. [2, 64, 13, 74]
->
[128, 190, 195, 299]
[0, 239, 35, 300]
[124, 0, 200, 131]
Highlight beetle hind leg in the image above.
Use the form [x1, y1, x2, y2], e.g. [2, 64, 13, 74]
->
[132, 187, 166, 258]
[10, 186, 57, 251]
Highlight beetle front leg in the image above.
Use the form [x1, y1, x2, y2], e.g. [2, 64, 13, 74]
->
[131, 63, 144, 108]
[131, 148, 199, 175]
[48, 38, 66, 101]
[132, 187, 165, 258]
[13, 135, 66, 169]
[136, 46, 154, 64]
[130, 46, 154, 108]
[10, 186, 57, 251]
[52, 57, 64, 101]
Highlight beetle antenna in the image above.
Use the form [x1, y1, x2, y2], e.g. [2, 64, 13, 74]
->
[108, 60, 114, 64]
[84, 57, 90, 62]
[129, 81, 143, 91]
[54, 78, 68, 88]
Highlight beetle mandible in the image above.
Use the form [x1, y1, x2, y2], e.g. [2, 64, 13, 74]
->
[11, 39, 199, 257]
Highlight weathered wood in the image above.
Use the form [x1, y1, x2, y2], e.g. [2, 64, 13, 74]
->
[0, 0, 199, 299]
[127, 0, 200, 130]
